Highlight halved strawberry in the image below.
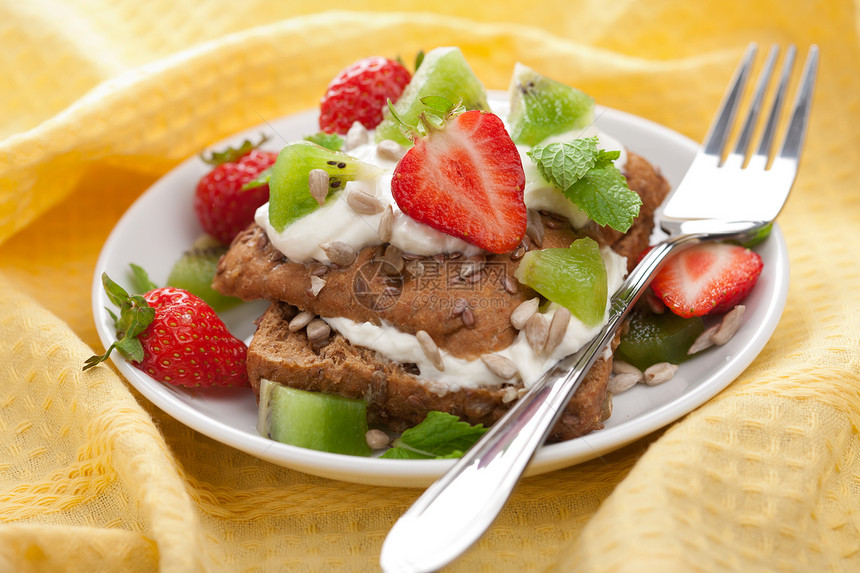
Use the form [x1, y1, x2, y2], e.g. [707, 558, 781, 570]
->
[650, 243, 763, 318]
[391, 105, 527, 253]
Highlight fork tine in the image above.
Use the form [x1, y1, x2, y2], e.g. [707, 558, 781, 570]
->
[727, 45, 780, 165]
[702, 43, 758, 159]
[775, 45, 819, 164]
[751, 45, 796, 166]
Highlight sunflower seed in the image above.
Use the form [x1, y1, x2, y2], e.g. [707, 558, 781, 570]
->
[377, 139, 407, 162]
[510, 246, 526, 260]
[319, 241, 357, 267]
[309, 275, 326, 297]
[381, 244, 404, 275]
[365, 429, 390, 450]
[544, 307, 571, 354]
[511, 297, 540, 330]
[688, 325, 719, 355]
[305, 318, 331, 342]
[545, 218, 562, 229]
[526, 209, 545, 247]
[608, 372, 640, 394]
[345, 121, 369, 150]
[712, 305, 745, 346]
[451, 298, 467, 317]
[612, 360, 643, 378]
[480, 354, 517, 380]
[310, 264, 329, 277]
[501, 386, 518, 404]
[347, 190, 384, 214]
[462, 306, 476, 328]
[459, 255, 486, 279]
[416, 330, 444, 371]
[308, 169, 330, 206]
[378, 205, 394, 243]
[288, 311, 315, 332]
[525, 313, 549, 353]
[643, 362, 678, 386]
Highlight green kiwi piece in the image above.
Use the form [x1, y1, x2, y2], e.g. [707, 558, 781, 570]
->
[257, 379, 371, 457]
[267, 141, 381, 232]
[374, 46, 489, 146]
[166, 235, 242, 312]
[616, 310, 706, 371]
[507, 62, 595, 147]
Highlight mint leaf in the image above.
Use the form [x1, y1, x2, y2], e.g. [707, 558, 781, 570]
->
[303, 132, 343, 151]
[527, 137, 600, 189]
[528, 138, 642, 232]
[380, 411, 487, 459]
[562, 155, 641, 232]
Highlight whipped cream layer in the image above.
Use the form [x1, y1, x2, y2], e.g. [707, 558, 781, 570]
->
[322, 246, 627, 391]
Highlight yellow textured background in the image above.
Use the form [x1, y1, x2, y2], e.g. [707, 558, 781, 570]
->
[1, 1, 858, 571]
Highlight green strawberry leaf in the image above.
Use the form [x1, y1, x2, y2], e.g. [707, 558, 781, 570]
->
[380, 411, 487, 459]
[200, 133, 269, 166]
[129, 263, 159, 294]
[241, 166, 273, 191]
[528, 138, 641, 232]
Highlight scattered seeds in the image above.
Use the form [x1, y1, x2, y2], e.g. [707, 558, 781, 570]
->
[510, 246, 526, 260]
[501, 386, 518, 404]
[377, 139, 407, 162]
[608, 372, 641, 394]
[345, 121, 369, 150]
[526, 209, 545, 247]
[416, 330, 444, 371]
[511, 297, 540, 330]
[459, 255, 486, 279]
[378, 205, 394, 242]
[712, 305, 745, 346]
[688, 325, 719, 355]
[305, 318, 331, 342]
[502, 275, 518, 295]
[309, 275, 326, 297]
[382, 244, 404, 275]
[525, 313, 549, 353]
[310, 265, 329, 277]
[461, 306, 476, 328]
[319, 241, 357, 267]
[481, 354, 518, 380]
[347, 190, 384, 214]
[308, 169, 330, 206]
[612, 360, 643, 377]
[451, 298, 467, 317]
[365, 429, 390, 450]
[544, 307, 571, 354]
[643, 362, 678, 386]
[288, 311, 315, 332]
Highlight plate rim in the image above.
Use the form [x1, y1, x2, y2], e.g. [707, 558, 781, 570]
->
[91, 102, 789, 487]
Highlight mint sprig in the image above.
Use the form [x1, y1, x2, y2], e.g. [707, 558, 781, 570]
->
[381, 411, 487, 459]
[527, 137, 642, 232]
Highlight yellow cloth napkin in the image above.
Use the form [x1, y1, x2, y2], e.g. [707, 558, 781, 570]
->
[1, 1, 858, 571]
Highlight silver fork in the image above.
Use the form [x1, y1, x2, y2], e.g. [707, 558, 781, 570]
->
[380, 43, 818, 573]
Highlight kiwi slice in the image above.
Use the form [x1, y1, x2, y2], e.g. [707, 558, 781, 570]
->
[374, 46, 489, 146]
[257, 379, 371, 456]
[514, 237, 607, 326]
[267, 141, 381, 232]
[507, 63, 595, 147]
[166, 235, 241, 312]
[616, 310, 706, 370]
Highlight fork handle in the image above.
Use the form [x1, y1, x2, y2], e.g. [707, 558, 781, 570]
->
[380, 233, 708, 573]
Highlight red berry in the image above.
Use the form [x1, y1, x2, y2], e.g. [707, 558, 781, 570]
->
[319, 56, 411, 134]
[84, 276, 249, 389]
[650, 243, 763, 318]
[194, 148, 277, 245]
[391, 109, 527, 254]
[136, 288, 248, 388]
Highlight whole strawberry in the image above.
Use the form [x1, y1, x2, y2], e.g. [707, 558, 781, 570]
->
[84, 274, 249, 388]
[650, 243, 763, 318]
[390, 99, 527, 254]
[194, 136, 277, 245]
[319, 56, 412, 134]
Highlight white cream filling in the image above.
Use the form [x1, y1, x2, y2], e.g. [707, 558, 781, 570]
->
[321, 246, 626, 391]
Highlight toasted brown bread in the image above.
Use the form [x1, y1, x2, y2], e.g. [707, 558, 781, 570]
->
[247, 301, 617, 441]
[216, 151, 670, 440]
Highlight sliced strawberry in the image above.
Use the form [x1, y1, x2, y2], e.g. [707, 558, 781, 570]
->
[391, 109, 527, 253]
[319, 56, 412, 134]
[650, 243, 763, 318]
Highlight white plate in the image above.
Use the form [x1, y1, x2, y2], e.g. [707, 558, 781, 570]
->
[92, 99, 789, 487]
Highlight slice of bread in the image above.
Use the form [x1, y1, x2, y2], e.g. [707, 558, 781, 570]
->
[216, 151, 670, 440]
[247, 301, 617, 441]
